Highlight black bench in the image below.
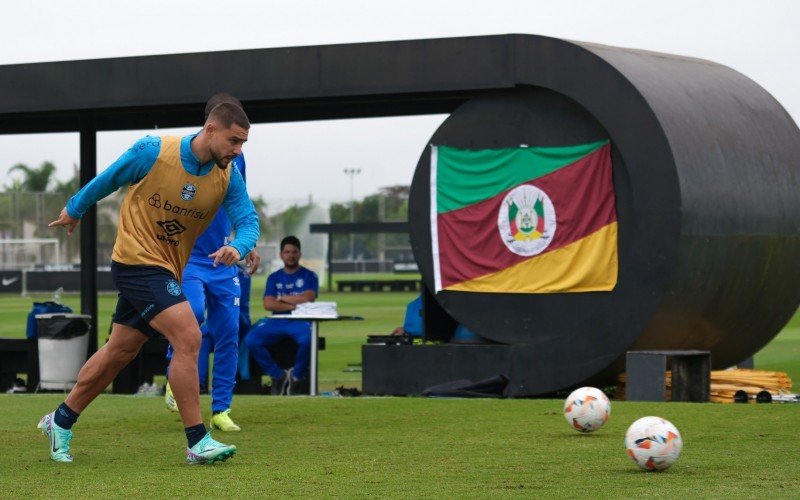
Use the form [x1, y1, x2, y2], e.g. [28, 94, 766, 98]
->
[1, 333, 324, 395]
[626, 350, 711, 402]
[337, 279, 420, 292]
[0, 332, 168, 395]
[0, 338, 39, 392]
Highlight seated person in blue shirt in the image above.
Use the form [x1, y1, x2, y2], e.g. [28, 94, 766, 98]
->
[391, 294, 486, 343]
[391, 294, 422, 337]
[245, 235, 318, 395]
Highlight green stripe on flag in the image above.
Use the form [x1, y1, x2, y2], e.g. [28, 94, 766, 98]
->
[436, 140, 608, 213]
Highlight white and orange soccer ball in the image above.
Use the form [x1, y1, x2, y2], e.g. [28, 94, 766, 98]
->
[563, 387, 611, 433]
[624, 416, 683, 471]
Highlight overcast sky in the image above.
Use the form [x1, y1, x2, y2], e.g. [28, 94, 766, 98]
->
[1, 0, 797, 213]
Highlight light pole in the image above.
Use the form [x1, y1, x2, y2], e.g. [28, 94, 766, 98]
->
[343, 168, 361, 261]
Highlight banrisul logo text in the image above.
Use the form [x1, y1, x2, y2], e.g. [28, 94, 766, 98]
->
[149, 192, 207, 219]
[497, 185, 556, 257]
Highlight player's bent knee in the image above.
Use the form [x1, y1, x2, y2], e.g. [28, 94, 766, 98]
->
[167, 330, 201, 356]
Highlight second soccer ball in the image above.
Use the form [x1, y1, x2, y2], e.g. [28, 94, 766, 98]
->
[563, 386, 611, 433]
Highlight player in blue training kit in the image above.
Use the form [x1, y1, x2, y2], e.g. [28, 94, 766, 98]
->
[167, 154, 256, 431]
[42, 101, 259, 464]
[235, 263, 253, 378]
[245, 236, 319, 395]
[164, 93, 260, 432]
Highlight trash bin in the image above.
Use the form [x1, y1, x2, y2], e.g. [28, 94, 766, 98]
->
[36, 313, 92, 391]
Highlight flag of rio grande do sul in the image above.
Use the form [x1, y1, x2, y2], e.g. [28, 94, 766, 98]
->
[430, 140, 618, 294]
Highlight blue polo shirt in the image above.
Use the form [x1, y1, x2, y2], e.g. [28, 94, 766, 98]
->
[265, 266, 319, 316]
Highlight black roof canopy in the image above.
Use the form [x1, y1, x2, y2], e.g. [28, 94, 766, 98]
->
[0, 35, 522, 133]
[0, 34, 527, 354]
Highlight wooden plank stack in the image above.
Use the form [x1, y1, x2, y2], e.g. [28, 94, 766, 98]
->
[615, 369, 793, 403]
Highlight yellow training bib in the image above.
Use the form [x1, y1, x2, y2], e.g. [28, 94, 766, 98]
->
[112, 136, 230, 279]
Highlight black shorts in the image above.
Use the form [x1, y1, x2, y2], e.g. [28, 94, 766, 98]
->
[111, 262, 187, 337]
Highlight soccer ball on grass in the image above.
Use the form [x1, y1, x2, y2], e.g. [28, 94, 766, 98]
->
[624, 416, 683, 471]
[562, 386, 611, 433]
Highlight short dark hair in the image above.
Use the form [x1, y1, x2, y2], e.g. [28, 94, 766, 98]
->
[204, 93, 242, 120]
[281, 235, 301, 251]
[207, 102, 250, 130]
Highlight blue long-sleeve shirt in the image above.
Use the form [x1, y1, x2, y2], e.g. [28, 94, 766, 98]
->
[66, 133, 259, 259]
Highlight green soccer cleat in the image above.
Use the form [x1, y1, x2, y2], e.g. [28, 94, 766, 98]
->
[210, 409, 241, 432]
[165, 382, 179, 412]
[38, 412, 74, 463]
[186, 432, 236, 465]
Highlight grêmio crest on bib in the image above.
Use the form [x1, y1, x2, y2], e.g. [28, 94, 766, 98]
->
[181, 183, 197, 201]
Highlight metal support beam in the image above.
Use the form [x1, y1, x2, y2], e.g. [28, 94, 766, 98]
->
[79, 117, 99, 356]
[327, 233, 333, 293]
[310, 222, 411, 292]
[310, 222, 409, 234]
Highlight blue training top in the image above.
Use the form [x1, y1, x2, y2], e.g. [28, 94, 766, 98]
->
[403, 295, 423, 337]
[189, 154, 247, 262]
[66, 134, 259, 259]
[265, 266, 319, 316]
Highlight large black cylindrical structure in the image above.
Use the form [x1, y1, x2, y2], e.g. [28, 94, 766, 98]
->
[409, 37, 800, 395]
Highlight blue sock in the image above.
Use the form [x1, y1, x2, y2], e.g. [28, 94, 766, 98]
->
[53, 402, 79, 429]
[185, 424, 207, 448]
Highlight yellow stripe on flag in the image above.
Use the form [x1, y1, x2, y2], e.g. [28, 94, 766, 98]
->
[444, 222, 618, 293]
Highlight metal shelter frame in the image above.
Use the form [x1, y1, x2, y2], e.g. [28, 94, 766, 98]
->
[309, 221, 409, 291]
[0, 34, 529, 351]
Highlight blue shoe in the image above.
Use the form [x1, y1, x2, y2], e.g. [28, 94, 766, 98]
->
[186, 432, 236, 465]
[38, 412, 73, 463]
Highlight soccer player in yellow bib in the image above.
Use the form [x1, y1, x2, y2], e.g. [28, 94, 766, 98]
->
[40, 101, 259, 465]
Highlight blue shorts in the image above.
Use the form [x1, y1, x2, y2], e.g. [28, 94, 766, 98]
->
[111, 262, 187, 337]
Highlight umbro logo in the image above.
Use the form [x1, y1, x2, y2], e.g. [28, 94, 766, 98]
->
[157, 219, 187, 237]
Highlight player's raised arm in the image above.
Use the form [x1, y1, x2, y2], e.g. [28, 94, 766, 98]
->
[50, 136, 161, 234]
[209, 245, 241, 267]
[48, 207, 81, 236]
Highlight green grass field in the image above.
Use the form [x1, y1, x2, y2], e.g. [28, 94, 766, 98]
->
[1, 396, 799, 497]
[1, 289, 799, 496]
